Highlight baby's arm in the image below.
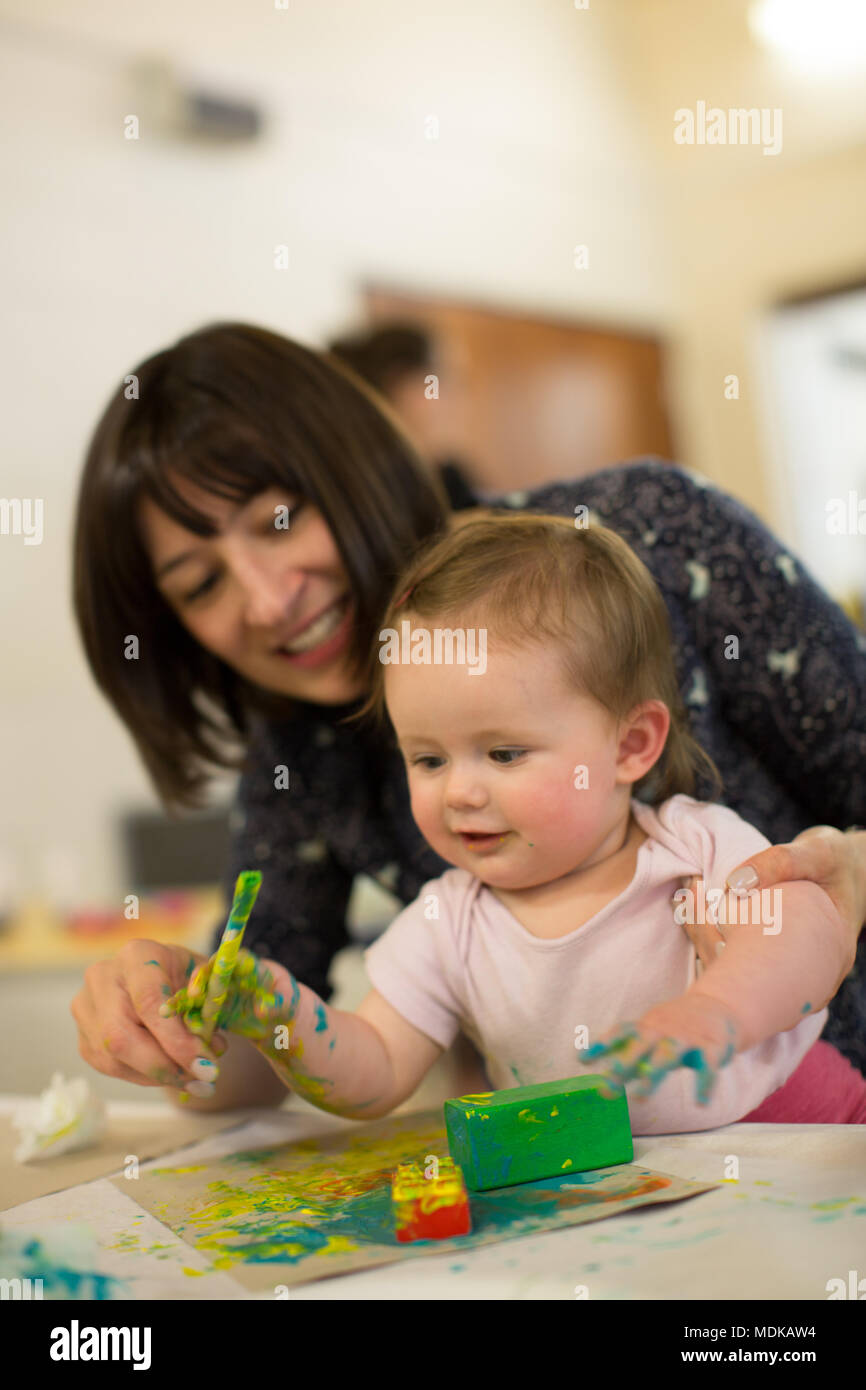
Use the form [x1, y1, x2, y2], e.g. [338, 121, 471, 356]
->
[164, 948, 441, 1119]
[685, 879, 853, 1047]
[583, 880, 853, 1102]
[258, 981, 442, 1119]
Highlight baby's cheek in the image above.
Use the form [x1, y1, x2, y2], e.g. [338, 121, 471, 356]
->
[517, 779, 599, 840]
[409, 786, 444, 846]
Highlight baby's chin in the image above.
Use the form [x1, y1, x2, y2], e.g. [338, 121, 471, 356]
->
[432, 844, 554, 890]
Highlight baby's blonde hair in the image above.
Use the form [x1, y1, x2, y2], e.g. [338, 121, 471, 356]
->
[351, 511, 723, 806]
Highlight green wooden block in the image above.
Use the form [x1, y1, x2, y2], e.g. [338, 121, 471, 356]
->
[444, 1076, 633, 1191]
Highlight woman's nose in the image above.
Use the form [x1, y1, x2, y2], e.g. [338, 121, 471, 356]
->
[234, 553, 303, 628]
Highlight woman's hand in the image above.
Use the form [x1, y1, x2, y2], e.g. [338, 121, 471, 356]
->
[161, 947, 298, 1044]
[675, 825, 866, 971]
[71, 941, 228, 1092]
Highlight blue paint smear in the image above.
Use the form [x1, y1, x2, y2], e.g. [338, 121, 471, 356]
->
[801, 1002, 812, 1013]
[198, 1164, 666, 1266]
[1, 1236, 128, 1300]
[314, 1004, 328, 1033]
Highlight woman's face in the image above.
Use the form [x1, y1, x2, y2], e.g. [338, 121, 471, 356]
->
[139, 480, 366, 705]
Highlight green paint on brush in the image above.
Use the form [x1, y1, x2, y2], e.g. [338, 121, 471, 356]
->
[199, 871, 263, 1041]
[445, 1077, 633, 1191]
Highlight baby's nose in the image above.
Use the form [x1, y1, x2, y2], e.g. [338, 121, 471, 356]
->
[445, 775, 488, 808]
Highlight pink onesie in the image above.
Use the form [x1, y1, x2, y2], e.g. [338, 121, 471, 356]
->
[365, 793, 865, 1131]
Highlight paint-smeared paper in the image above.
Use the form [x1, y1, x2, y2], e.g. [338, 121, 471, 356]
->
[117, 1108, 719, 1288]
[0, 1107, 248, 1212]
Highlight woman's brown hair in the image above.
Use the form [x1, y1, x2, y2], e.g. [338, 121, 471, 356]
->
[73, 322, 451, 810]
[352, 512, 724, 806]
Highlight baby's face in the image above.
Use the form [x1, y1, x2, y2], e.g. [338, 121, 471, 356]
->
[384, 627, 633, 891]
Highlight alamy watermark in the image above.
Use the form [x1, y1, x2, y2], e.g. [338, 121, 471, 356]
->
[0, 497, 43, 545]
[379, 622, 487, 675]
[674, 102, 782, 156]
[673, 883, 782, 934]
[826, 491, 866, 535]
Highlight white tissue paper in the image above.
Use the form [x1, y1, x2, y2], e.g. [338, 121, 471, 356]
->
[12, 1072, 107, 1163]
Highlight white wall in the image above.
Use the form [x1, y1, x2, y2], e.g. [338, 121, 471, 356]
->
[0, 1, 677, 906]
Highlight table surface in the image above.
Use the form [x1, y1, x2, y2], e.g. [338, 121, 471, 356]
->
[2, 1095, 863, 1300]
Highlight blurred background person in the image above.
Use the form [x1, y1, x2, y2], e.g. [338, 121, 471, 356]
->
[328, 323, 479, 510]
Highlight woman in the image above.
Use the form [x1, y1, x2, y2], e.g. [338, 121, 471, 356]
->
[70, 321, 866, 1110]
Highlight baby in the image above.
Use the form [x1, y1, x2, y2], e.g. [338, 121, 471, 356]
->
[167, 512, 861, 1131]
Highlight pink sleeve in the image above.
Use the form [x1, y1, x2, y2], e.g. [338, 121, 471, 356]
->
[660, 795, 773, 897]
[363, 879, 463, 1050]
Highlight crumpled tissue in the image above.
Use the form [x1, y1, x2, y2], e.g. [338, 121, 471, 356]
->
[12, 1073, 106, 1163]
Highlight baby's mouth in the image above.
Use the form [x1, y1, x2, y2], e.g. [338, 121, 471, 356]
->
[458, 831, 512, 852]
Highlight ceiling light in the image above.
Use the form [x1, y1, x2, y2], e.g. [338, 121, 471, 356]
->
[749, 0, 866, 75]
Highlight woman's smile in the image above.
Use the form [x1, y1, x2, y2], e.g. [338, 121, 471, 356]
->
[271, 595, 354, 667]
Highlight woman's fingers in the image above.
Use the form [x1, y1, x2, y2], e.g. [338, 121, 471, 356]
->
[71, 941, 220, 1090]
[673, 874, 725, 970]
[72, 983, 190, 1088]
[725, 825, 863, 947]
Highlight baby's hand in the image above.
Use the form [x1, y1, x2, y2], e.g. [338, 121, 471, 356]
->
[162, 948, 297, 1041]
[580, 996, 742, 1105]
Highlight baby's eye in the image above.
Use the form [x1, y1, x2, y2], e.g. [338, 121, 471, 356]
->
[410, 755, 444, 770]
[489, 749, 526, 764]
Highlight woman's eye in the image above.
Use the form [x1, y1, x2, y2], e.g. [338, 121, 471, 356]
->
[266, 500, 305, 533]
[490, 749, 525, 764]
[183, 573, 219, 603]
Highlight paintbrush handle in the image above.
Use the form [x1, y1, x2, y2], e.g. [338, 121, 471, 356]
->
[199, 870, 262, 1044]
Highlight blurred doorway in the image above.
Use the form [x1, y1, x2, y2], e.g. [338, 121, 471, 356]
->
[364, 286, 674, 495]
[761, 279, 866, 626]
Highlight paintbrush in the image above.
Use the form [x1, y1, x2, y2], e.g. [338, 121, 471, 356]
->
[198, 870, 262, 1045]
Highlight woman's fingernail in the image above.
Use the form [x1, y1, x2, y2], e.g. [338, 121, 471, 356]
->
[190, 1057, 219, 1080]
[211, 1033, 229, 1057]
[184, 1080, 216, 1099]
[727, 866, 758, 893]
[715, 941, 727, 956]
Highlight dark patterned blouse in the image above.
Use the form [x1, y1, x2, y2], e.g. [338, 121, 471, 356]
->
[210, 460, 866, 1076]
